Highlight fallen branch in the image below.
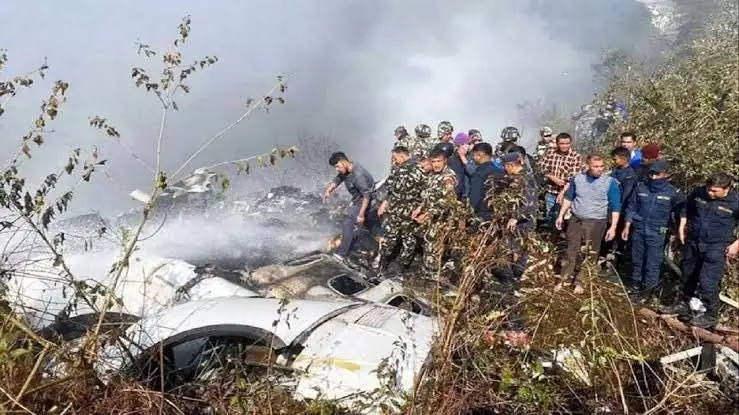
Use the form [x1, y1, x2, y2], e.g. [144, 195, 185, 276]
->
[638, 308, 739, 352]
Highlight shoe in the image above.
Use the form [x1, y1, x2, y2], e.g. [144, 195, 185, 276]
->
[660, 301, 690, 317]
[690, 313, 717, 329]
[630, 287, 656, 305]
[622, 278, 640, 292]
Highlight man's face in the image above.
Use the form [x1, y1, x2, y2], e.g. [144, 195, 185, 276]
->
[419, 159, 433, 173]
[430, 155, 447, 172]
[707, 186, 730, 199]
[440, 133, 453, 143]
[504, 162, 521, 175]
[472, 150, 490, 165]
[541, 132, 553, 142]
[556, 138, 572, 153]
[612, 155, 629, 168]
[391, 152, 410, 166]
[334, 160, 350, 175]
[394, 132, 403, 140]
[588, 159, 605, 177]
[620, 135, 636, 151]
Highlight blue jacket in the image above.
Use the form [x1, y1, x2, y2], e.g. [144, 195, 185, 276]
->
[629, 148, 642, 169]
[447, 154, 466, 201]
[625, 179, 683, 229]
[682, 186, 739, 246]
[469, 162, 504, 221]
[610, 166, 637, 213]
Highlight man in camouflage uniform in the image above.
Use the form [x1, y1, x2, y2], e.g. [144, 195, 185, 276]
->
[412, 124, 433, 159]
[376, 146, 427, 272]
[394, 125, 427, 162]
[435, 120, 454, 144]
[413, 146, 458, 275]
[536, 126, 554, 160]
[488, 152, 539, 291]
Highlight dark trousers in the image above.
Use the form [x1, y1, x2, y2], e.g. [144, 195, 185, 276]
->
[682, 241, 727, 316]
[601, 217, 628, 266]
[501, 227, 530, 281]
[630, 224, 667, 289]
[335, 203, 360, 256]
[495, 227, 531, 284]
[562, 216, 607, 280]
[544, 193, 560, 229]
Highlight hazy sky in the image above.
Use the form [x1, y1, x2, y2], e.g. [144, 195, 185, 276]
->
[0, 0, 664, 215]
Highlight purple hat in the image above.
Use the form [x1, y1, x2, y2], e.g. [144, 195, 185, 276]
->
[454, 132, 470, 146]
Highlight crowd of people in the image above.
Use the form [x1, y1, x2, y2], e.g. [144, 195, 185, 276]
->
[322, 122, 739, 330]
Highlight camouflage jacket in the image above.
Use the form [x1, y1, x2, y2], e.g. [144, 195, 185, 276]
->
[487, 172, 538, 227]
[396, 136, 429, 161]
[421, 167, 458, 219]
[423, 137, 443, 156]
[385, 161, 427, 219]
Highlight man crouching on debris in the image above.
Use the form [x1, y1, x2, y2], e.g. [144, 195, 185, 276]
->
[556, 155, 621, 294]
[323, 151, 375, 260]
[662, 172, 739, 329]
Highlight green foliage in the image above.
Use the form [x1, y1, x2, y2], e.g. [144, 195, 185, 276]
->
[598, 0, 738, 189]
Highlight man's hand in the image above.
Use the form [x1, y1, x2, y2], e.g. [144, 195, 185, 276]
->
[457, 144, 468, 157]
[726, 240, 739, 259]
[605, 226, 617, 241]
[621, 223, 630, 241]
[377, 202, 387, 217]
[548, 174, 565, 187]
[555, 216, 564, 230]
[411, 206, 421, 219]
[507, 218, 518, 232]
[356, 214, 365, 225]
[413, 212, 428, 224]
[322, 185, 335, 204]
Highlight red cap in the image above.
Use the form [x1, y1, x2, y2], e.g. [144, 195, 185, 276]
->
[642, 143, 660, 160]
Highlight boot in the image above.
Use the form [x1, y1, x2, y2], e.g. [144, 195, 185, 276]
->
[660, 300, 690, 317]
[690, 313, 718, 329]
[625, 280, 642, 295]
[630, 286, 656, 306]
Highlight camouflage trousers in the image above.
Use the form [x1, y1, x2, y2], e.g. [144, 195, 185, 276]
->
[422, 222, 448, 274]
[380, 217, 419, 267]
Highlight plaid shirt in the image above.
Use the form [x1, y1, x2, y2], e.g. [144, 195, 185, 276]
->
[539, 150, 584, 194]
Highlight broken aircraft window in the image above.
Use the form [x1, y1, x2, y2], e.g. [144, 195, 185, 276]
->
[126, 335, 280, 391]
[388, 295, 424, 314]
[328, 274, 369, 296]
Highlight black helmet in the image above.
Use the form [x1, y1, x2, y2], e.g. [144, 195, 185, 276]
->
[434, 142, 454, 159]
[394, 125, 408, 138]
[415, 123, 432, 139]
[500, 126, 521, 142]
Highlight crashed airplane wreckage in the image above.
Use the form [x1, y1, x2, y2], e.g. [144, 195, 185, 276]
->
[8, 252, 437, 414]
